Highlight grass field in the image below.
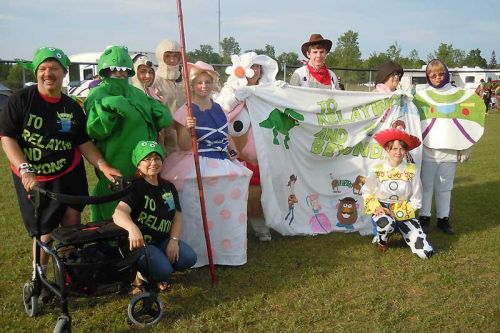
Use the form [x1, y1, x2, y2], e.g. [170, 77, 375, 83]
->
[0, 112, 499, 333]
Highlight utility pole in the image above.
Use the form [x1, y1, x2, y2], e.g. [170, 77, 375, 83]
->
[218, 0, 221, 54]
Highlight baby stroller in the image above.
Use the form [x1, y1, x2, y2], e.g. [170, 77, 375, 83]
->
[22, 181, 164, 332]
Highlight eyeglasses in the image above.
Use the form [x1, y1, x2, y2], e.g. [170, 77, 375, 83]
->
[141, 156, 162, 164]
[428, 72, 445, 79]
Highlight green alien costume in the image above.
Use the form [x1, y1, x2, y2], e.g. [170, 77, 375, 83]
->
[84, 46, 173, 221]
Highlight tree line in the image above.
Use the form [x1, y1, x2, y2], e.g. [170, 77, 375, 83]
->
[1, 30, 498, 89]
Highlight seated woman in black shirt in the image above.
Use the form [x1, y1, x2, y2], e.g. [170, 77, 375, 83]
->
[113, 141, 196, 293]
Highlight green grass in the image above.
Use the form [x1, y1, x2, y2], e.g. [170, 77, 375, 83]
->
[1, 112, 499, 332]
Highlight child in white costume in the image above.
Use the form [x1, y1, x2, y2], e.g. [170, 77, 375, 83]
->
[160, 61, 252, 267]
[362, 129, 434, 259]
[414, 59, 485, 235]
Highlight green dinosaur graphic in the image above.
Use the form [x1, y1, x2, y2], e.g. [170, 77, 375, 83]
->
[259, 108, 304, 149]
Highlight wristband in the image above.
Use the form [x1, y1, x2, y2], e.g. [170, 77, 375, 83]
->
[19, 163, 36, 176]
[170, 236, 179, 241]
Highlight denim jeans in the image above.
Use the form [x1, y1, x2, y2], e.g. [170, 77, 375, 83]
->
[137, 238, 197, 282]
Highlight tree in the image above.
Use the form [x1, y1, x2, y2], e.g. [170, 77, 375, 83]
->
[462, 49, 488, 68]
[220, 36, 241, 64]
[276, 52, 301, 81]
[489, 51, 498, 69]
[0, 61, 11, 84]
[328, 30, 363, 83]
[247, 44, 276, 59]
[428, 43, 465, 67]
[187, 44, 222, 64]
[386, 42, 402, 62]
[5, 64, 34, 89]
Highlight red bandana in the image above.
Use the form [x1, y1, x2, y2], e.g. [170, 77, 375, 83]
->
[307, 63, 331, 86]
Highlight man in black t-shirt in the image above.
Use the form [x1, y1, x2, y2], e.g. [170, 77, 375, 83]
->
[0, 46, 121, 277]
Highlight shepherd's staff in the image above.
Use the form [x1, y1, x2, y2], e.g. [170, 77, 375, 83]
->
[176, 0, 217, 284]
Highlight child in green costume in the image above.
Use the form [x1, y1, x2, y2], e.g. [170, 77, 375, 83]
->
[85, 46, 173, 221]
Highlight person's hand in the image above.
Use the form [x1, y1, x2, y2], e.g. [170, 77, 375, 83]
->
[166, 238, 180, 262]
[374, 206, 392, 217]
[227, 147, 239, 160]
[101, 95, 129, 114]
[235, 86, 252, 101]
[186, 116, 196, 129]
[97, 159, 123, 182]
[457, 148, 471, 163]
[21, 172, 38, 192]
[128, 226, 145, 251]
[274, 80, 287, 88]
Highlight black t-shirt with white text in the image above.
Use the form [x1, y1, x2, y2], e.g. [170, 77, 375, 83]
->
[122, 178, 181, 245]
[0, 85, 89, 176]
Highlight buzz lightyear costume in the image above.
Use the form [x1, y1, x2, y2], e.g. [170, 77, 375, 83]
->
[413, 60, 486, 233]
[85, 46, 172, 221]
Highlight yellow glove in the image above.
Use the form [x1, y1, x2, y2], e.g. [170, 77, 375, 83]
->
[391, 201, 415, 221]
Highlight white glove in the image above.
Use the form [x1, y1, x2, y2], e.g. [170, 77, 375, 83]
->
[235, 86, 253, 102]
[274, 80, 286, 88]
[457, 148, 471, 163]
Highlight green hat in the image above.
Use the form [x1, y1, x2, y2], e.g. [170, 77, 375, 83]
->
[98, 45, 135, 77]
[20, 47, 71, 74]
[132, 141, 165, 167]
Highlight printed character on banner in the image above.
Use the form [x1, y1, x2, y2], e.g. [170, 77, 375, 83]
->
[259, 108, 304, 149]
[285, 174, 298, 225]
[335, 197, 359, 230]
[352, 175, 366, 195]
[306, 193, 332, 233]
[329, 173, 341, 193]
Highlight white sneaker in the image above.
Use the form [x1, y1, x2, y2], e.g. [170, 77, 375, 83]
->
[250, 218, 272, 241]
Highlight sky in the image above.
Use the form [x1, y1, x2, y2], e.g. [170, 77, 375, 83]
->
[1, 0, 499, 63]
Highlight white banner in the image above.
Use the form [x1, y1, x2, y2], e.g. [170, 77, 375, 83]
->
[242, 84, 422, 236]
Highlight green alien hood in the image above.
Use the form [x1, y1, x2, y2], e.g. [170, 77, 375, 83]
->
[97, 46, 135, 77]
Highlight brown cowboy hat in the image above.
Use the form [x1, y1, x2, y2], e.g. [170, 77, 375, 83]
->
[301, 34, 333, 58]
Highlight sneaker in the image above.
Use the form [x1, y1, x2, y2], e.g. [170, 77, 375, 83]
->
[437, 217, 455, 235]
[255, 230, 272, 242]
[419, 216, 431, 234]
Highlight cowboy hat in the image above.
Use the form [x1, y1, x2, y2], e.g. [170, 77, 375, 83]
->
[187, 61, 220, 84]
[301, 34, 333, 58]
[373, 129, 421, 151]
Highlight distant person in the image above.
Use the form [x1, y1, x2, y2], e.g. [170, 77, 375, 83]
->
[88, 75, 101, 89]
[153, 39, 186, 153]
[374, 61, 404, 92]
[290, 34, 339, 89]
[338, 76, 345, 90]
[0, 46, 120, 281]
[85, 45, 172, 222]
[483, 78, 493, 111]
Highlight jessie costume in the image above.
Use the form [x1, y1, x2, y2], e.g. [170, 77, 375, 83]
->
[362, 129, 434, 259]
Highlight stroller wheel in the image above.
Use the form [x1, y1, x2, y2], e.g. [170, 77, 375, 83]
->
[22, 282, 40, 317]
[127, 291, 163, 327]
[53, 315, 71, 333]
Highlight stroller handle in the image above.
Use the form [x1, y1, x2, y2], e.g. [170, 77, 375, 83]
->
[31, 178, 132, 205]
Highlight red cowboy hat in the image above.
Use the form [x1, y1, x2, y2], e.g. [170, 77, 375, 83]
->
[301, 34, 333, 58]
[373, 129, 421, 151]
